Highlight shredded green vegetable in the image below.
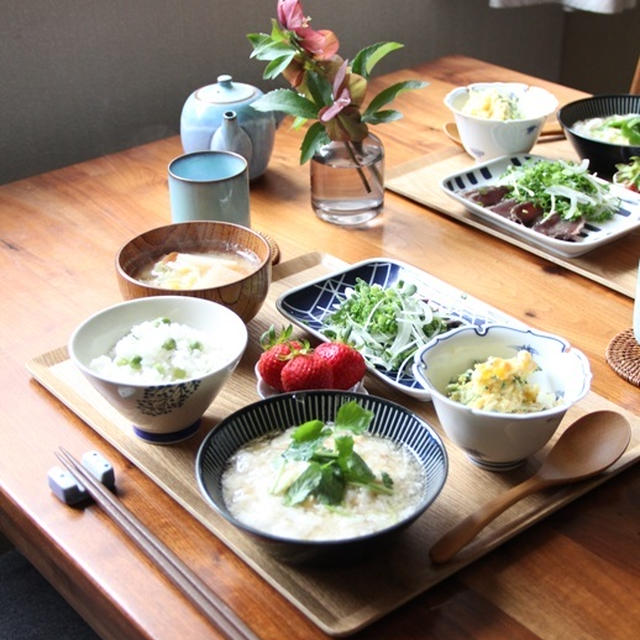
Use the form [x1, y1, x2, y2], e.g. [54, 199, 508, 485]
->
[322, 278, 451, 374]
[614, 156, 640, 190]
[498, 158, 619, 222]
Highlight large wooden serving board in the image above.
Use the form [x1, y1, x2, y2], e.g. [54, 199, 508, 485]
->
[27, 253, 640, 637]
[386, 141, 639, 298]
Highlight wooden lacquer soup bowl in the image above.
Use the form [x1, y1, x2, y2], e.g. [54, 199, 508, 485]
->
[116, 221, 272, 323]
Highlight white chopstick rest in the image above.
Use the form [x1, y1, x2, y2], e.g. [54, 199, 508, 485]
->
[48, 466, 90, 506]
[81, 450, 116, 490]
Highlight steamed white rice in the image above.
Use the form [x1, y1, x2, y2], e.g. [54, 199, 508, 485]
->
[90, 317, 226, 383]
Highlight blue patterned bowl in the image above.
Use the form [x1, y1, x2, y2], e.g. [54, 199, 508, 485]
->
[196, 390, 448, 564]
[413, 324, 591, 471]
[69, 296, 247, 444]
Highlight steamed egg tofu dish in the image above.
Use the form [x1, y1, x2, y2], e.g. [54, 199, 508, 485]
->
[447, 350, 558, 413]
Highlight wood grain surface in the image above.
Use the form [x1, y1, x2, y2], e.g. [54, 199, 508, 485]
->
[1, 55, 639, 640]
[26, 253, 640, 636]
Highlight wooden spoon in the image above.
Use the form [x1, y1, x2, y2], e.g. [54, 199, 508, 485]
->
[429, 410, 631, 564]
[443, 121, 565, 147]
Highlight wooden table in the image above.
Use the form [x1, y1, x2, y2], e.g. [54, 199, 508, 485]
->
[1, 55, 638, 640]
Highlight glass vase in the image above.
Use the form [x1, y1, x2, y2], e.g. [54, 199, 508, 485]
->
[310, 133, 384, 226]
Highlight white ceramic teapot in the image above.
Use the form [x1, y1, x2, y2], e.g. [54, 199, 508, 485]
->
[180, 74, 283, 180]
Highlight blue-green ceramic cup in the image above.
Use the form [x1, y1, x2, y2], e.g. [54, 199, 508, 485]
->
[168, 150, 250, 226]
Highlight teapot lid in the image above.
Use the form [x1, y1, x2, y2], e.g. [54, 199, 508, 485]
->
[195, 74, 257, 104]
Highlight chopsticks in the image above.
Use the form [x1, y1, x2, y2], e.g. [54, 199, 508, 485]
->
[55, 447, 260, 640]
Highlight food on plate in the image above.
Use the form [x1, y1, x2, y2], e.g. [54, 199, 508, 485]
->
[89, 317, 226, 383]
[221, 401, 426, 540]
[446, 349, 558, 413]
[461, 87, 523, 120]
[321, 278, 456, 375]
[572, 113, 640, 146]
[136, 249, 259, 289]
[464, 158, 619, 241]
[613, 156, 640, 192]
[256, 325, 366, 392]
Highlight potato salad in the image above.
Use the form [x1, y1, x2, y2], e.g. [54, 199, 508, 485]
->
[446, 350, 558, 413]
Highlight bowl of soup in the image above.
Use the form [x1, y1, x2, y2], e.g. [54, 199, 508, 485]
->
[558, 94, 640, 178]
[116, 221, 272, 323]
[196, 390, 448, 564]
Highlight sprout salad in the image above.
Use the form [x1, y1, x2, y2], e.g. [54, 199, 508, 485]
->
[321, 278, 456, 377]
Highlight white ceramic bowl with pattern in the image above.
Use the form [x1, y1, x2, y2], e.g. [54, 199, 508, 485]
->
[412, 324, 591, 470]
[69, 295, 247, 444]
[444, 82, 558, 160]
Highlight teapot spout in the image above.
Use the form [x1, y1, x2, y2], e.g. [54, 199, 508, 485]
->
[274, 110, 287, 128]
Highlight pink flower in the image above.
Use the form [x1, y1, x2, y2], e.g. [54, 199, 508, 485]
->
[277, 0, 339, 60]
[277, 0, 306, 30]
[318, 60, 351, 122]
[297, 28, 339, 60]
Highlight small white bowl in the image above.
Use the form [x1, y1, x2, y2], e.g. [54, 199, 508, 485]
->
[412, 324, 591, 471]
[444, 82, 558, 160]
[69, 296, 247, 444]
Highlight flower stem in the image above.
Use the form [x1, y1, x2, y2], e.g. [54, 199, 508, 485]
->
[344, 140, 372, 193]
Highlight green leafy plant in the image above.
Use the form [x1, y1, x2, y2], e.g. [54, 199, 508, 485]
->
[247, 0, 428, 165]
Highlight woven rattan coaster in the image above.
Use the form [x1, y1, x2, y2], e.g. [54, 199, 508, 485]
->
[606, 328, 640, 387]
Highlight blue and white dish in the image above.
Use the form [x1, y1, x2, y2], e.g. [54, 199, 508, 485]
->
[412, 324, 592, 471]
[276, 258, 519, 400]
[441, 153, 640, 258]
[195, 390, 448, 564]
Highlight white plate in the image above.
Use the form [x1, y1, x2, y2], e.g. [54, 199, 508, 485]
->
[440, 154, 640, 258]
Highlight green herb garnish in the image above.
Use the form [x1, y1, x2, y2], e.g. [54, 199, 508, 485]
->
[280, 401, 393, 507]
[498, 158, 619, 222]
[322, 279, 450, 374]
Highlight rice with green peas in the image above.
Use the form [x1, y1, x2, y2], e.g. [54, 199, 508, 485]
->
[90, 317, 224, 383]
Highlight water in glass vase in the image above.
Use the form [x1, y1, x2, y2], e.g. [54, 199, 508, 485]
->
[310, 134, 384, 226]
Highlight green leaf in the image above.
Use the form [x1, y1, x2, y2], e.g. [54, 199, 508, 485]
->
[335, 436, 376, 484]
[291, 419, 325, 442]
[284, 463, 323, 505]
[352, 42, 404, 79]
[363, 80, 428, 118]
[252, 40, 297, 62]
[291, 115, 308, 130]
[315, 464, 346, 505]
[269, 17, 289, 42]
[250, 89, 318, 119]
[247, 32, 270, 56]
[300, 121, 330, 164]
[334, 401, 373, 434]
[362, 109, 403, 125]
[263, 53, 296, 80]
[305, 70, 334, 108]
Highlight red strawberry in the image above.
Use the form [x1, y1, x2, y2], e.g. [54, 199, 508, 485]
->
[257, 325, 302, 391]
[314, 342, 366, 390]
[281, 353, 333, 392]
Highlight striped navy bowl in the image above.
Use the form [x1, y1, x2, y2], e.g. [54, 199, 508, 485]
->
[558, 94, 640, 177]
[195, 390, 448, 564]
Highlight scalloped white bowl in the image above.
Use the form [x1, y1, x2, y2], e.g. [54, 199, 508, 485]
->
[412, 324, 591, 470]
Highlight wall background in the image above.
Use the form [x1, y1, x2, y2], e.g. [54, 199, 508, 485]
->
[1, 0, 638, 184]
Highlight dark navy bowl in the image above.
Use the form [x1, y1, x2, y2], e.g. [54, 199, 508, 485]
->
[558, 94, 640, 178]
[195, 390, 448, 565]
